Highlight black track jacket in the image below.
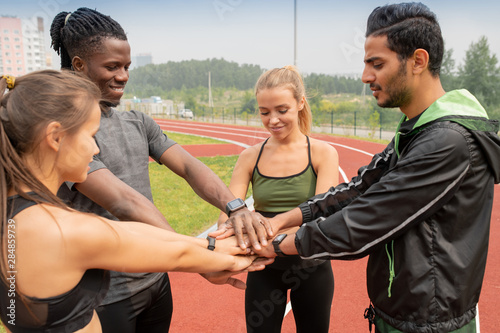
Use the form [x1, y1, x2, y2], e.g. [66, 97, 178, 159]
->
[295, 90, 500, 332]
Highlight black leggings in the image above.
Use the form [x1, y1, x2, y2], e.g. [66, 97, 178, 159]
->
[96, 273, 173, 333]
[245, 261, 334, 333]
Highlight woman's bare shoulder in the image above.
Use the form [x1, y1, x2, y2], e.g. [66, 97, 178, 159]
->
[12, 204, 101, 234]
[237, 141, 265, 163]
[310, 137, 338, 155]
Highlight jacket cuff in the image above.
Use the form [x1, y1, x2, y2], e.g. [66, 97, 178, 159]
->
[294, 221, 317, 258]
[298, 202, 312, 223]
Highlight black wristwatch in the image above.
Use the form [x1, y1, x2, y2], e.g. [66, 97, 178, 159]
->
[225, 198, 247, 216]
[272, 234, 289, 257]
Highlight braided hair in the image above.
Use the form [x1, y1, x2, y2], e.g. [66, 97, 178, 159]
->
[50, 7, 127, 69]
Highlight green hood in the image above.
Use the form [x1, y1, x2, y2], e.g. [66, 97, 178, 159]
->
[395, 89, 500, 183]
[415, 89, 490, 129]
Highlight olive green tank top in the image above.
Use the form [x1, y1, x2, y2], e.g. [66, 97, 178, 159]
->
[252, 136, 317, 214]
[252, 136, 324, 270]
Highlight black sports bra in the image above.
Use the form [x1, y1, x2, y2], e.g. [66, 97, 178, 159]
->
[0, 194, 110, 332]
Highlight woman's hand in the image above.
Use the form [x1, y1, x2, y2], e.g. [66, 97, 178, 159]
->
[213, 236, 251, 256]
[200, 256, 274, 290]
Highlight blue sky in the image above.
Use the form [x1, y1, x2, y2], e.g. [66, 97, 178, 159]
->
[3, 0, 500, 75]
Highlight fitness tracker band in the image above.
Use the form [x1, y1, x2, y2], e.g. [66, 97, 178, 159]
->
[207, 236, 216, 251]
[272, 234, 289, 257]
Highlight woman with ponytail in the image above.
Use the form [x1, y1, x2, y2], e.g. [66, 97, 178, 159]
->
[0, 70, 270, 332]
[217, 66, 339, 332]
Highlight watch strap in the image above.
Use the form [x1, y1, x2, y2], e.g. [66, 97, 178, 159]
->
[207, 236, 216, 251]
[272, 234, 289, 257]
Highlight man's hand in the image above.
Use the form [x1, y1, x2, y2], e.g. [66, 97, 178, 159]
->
[252, 227, 300, 258]
[210, 210, 274, 251]
[200, 257, 274, 289]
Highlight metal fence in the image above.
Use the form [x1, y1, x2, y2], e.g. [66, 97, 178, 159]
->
[116, 103, 397, 141]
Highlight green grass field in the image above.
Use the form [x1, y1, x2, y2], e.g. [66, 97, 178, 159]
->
[149, 154, 239, 235]
[164, 131, 224, 145]
[150, 132, 242, 235]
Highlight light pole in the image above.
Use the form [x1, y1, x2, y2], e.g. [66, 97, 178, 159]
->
[294, 0, 297, 67]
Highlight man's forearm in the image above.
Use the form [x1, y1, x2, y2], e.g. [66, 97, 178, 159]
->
[280, 232, 299, 256]
[74, 169, 175, 232]
[184, 161, 236, 212]
[109, 196, 175, 231]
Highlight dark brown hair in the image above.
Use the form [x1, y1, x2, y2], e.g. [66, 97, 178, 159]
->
[0, 69, 100, 279]
[366, 2, 443, 77]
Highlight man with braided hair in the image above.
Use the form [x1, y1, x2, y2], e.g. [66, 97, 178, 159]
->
[51, 7, 270, 333]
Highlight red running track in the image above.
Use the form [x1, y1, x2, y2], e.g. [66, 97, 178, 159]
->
[157, 119, 499, 333]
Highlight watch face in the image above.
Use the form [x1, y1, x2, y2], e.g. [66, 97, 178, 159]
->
[274, 234, 287, 243]
[227, 198, 245, 210]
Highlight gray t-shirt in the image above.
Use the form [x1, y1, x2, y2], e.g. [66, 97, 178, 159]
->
[58, 108, 176, 305]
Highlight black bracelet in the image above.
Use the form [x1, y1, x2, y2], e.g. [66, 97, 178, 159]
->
[206, 236, 216, 251]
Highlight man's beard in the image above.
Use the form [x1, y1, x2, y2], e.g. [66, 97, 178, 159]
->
[377, 61, 412, 109]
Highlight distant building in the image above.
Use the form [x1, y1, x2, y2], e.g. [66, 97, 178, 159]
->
[132, 53, 153, 69]
[0, 16, 48, 75]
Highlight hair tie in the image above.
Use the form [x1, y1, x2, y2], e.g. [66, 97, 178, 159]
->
[2, 75, 15, 90]
[64, 13, 72, 26]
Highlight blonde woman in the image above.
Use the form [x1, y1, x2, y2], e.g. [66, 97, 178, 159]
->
[218, 66, 339, 332]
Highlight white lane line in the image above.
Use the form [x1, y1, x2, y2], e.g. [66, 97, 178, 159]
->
[163, 124, 268, 141]
[162, 123, 375, 157]
[327, 142, 374, 157]
[167, 130, 251, 148]
[157, 120, 267, 135]
[284, 302, 293, 317]
[476, 304, 481, 332]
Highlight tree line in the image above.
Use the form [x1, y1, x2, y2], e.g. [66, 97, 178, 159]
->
[126, 58, 263, 94]
[125, 36, 500, 127]
[126, 58, 366, 97]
